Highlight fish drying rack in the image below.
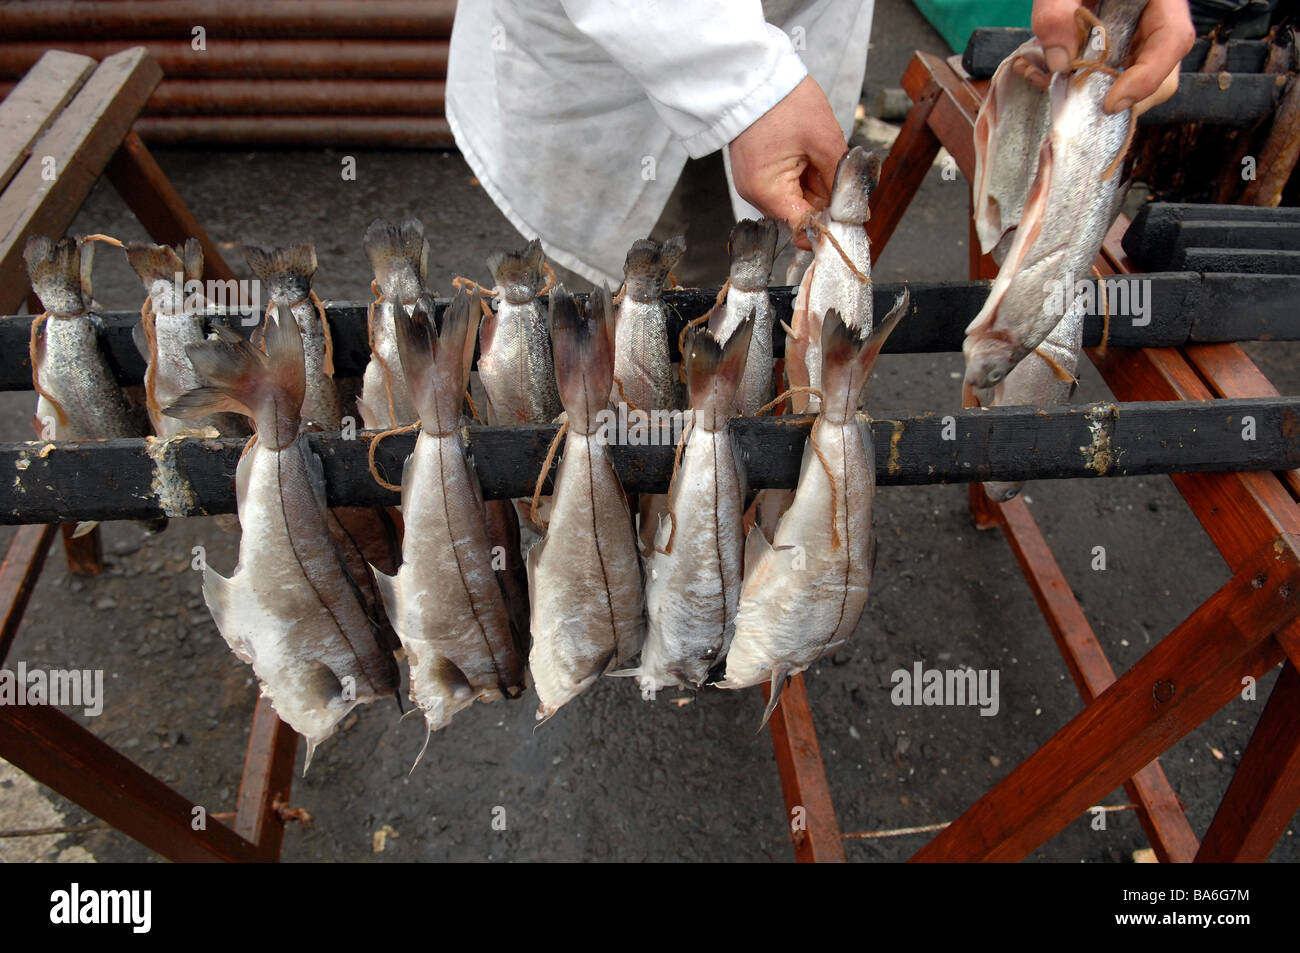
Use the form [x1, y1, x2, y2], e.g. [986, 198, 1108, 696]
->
[2, 45, 1300, 861]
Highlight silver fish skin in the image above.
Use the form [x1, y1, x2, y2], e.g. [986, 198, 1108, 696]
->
[964, 0, 1144, 389]
[244, 241, 341, 430]
[479, 239, 562, 425]
[980, 291, 1085, 502]
[371, 292, 525, 736]
[24, 236, 138, 441]
[127, 239, 237, 438]
[711, 219, 777, 416]
[631, 318, 753, 694]
[721, 293, 907, 721]
[359, 218, 427, 429]
[166, 306, 398, 759]
[787, 147, 880, 413]
[612, 235, 685, 413]
[528, 286, 645, 721]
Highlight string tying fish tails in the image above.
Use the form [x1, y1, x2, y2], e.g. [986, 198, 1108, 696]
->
[139, 295, 163, 419]
[78, 233, 124, 248]
[798, 213, 872, 284]
[1093, 265, 1111, 354]
[538, 262, 557, 296]
[309, 290, 336, 375]
[611, 376, 642, 414]
[657, 416, 695, 556]
[755, 385, 824, 417]
[367, 279, 400, 425]
[450, 275, 498, 298]
[367, 421, 423, 492]
[530, 418, 569, 528]
[28, 312, 68, 428]
[612, 281, 627, 305]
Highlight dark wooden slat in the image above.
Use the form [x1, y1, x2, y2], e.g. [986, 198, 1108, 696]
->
[1123, 203, 1300, 270]
[912, 534, 1300, 862]
[764, 674, 844, 862]
[1175, 221, 1300, 256]
[0, 40, 450, 80]
[962, 29, 1271, 80]
[0, 50, 96, 194]
[11, 273, 1298, 391]
[2, 398, 1299, 522]
[0, 47, 162, 314]
[976, 489, 1200, 862]
[1195, 661, 1300, 862]
[105, 131, 238, 286]
[0, 524, 55, 664]
[0, 1, 457, 40]
[1139, 73, 1290, 127]
[59, 522, 101, 575]
[1175, 248, 1300, 274]
[131, 115, 454, 149]
[233, 696, 298, 861]
[0, 702, 262, 862]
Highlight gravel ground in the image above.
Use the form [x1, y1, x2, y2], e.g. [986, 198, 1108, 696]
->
[2, 0, 1297, 863]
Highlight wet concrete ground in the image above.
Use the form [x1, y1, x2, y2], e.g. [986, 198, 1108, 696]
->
[2, 0, 1297, 863]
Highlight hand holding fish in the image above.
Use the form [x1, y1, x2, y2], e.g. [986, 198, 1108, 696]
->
[729, 76, 847, 251]
[1027, 0, 1194, 114]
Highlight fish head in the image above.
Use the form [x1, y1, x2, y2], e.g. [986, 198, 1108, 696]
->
[486, 239, 548, 305]
[828, 147, 882, 225]
[963, 332, 1024, 390]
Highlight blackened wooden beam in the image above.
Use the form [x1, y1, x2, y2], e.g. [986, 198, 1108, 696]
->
[962, 29, 1273, 79]
[2, 397, 1297, 523]
[5, 273, 1300, 391]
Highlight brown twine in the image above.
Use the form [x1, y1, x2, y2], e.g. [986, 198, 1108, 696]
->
[800, 214, 871, 284]
[612, 376, 642, 414]
[665, 272, 680, 289]
[755, 385, 824, 417]
[78, 233, 123, 248]
[675, 278, 730, 382]
[1099, 111, 1136, 182]
[367, 421, 423, 492]
[1093, 265, 1111, 353]
[139, 295, 162, 420]
[530, 419, 569, 527]
[450, 275, 498, 297]
[28, 312, 67, 427]
[463, 389, 483, 423]
[538, 262, 557, 296]
[309, 290, 335, 375]
[612, 281, 627, 305]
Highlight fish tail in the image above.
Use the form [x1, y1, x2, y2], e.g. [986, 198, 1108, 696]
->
[686, 313, 753, 429]
[392, 289, 475, 431]
[727, 218, 778, 270]
[242, 240, 317, 303]
[758, 663, 795, 731]
[622, 235, 686, 296]
[828, 147, 883, 224]
[125, 242, 186, 288]
[23, 235, 86, 315]
[820, 289, 909, 409]
[549, 284, 614, 432]
[486, 238, 547, 294]
[166, 304, 304, 444]
[363, 217, 427, 298]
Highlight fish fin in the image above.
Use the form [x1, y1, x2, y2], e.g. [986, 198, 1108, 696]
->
[487, 238, 548, 294]
[868, 530, 878, 579]
[24, 235, 86, 315]
[301, 440, 329, 513]
[364, 217, 427, 299]
[758, 663, 795, 731]
[409, 726, 433, 774]
[172, 309, 304, 442]
[371, 566, 400, 624]
[182, 238, 204, 284]
[242, 241, 317, 294]
[549, 284, 614, 432]
[743, 522, 774, 576]
[131, 321, 150, 361]
[71, 520, 99, 538]
[125, 242, 185, 286]
[606, 666, 641, 678]
[727, 218, 779, 275]
[820, 289, 909, 407]
[686, 312, 753, 429]
[394, 292, 473, 428]
[302, 739, 317, 776]
[828, 147, 882, 224]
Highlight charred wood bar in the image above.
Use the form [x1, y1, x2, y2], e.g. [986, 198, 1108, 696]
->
[1, 398, 1297, 523]
[4, 274, 1299, 390]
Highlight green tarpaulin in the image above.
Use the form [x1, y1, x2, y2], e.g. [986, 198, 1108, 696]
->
[913, 0, 1033, 54]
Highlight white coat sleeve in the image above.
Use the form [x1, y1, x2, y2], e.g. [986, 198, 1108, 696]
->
[558, 0, 808, 158]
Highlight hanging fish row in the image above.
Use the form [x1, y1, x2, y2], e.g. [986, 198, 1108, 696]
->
[21, 146, 902, 763]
